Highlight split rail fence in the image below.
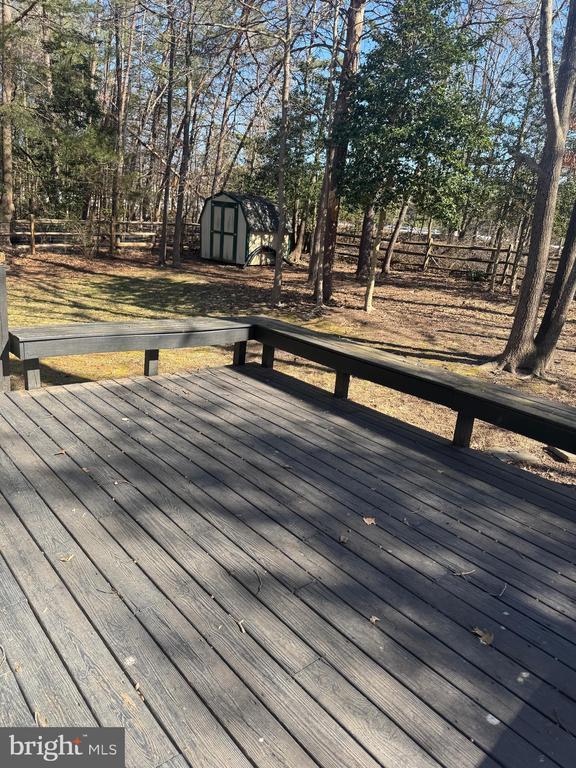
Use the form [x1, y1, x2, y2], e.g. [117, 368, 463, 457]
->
[336, 230, 562, 292]
[11, 218, 201, 257]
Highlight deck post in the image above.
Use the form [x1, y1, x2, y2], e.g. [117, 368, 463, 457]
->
[334, 370, 350, 399]
[233, 340, 247, 366]
[0, 265, 10, 392]
[144, 349, 159, 376]
[453, 411, 474, 447]
[23, 358, 41, 390]
[261, 344, 275, 369]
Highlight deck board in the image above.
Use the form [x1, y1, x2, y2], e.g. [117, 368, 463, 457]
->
[0, 367, 575, 767]
[102, 374, 576, 691]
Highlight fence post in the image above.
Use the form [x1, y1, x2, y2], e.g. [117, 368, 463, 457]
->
[29, 214, 36, 256]
[499, 243, 513, 286]
[0, 264, 10, 392]
[488, 242, 502, 292]
[422, 236, 434, 271]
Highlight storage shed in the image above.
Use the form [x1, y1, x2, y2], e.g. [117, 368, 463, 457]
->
[200, 191, 279, 265]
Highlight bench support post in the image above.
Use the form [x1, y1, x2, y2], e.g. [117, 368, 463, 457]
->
[262, 344, 275, 369]
[334, 371, 350, 399]
[23, 358, 41, 390]
[0, 345, 9, 392]
[233, 341, 247, 366]
[0, 264, 9, 392]
[144, 349, 159, 376]
[453, 411, 474, 448]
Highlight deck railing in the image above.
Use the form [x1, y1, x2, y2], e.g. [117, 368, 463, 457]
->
[1, 258, 574, 454]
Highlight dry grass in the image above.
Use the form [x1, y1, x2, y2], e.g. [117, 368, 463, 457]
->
[4, 249, 575, 489]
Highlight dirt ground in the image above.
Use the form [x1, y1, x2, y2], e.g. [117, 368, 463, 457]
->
[4, 249, 575, 491]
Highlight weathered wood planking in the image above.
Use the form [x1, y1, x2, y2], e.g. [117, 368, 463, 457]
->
[0, 370, 576, 767]
[5, 394, 387, 768]
[206, 368, 576, 584]
[243, 362, 576, 519]
[0, 401, 309, 768]
[146, 372, 576, 685]
[168, 371, 576, 626]
[37, 386, 576, 768]
[31, 380, 576, 760]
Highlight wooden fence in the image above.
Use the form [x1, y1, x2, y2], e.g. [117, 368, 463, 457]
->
[336, 230, 561, 292]
[11, 218, 201, 257]
[8, 219, 562, 292]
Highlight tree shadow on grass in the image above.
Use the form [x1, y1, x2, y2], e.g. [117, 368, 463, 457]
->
[93, 273, 310, 319]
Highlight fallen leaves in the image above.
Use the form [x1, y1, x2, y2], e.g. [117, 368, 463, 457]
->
[35, 711, 48, 727]
[472, 626, 494, 646]
[58, 553, 75, 563]
[362, 516, 377, 526]
[369, 616, 380, 625]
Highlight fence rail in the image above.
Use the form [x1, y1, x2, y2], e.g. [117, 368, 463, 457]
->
[6, 219, 562, 293]
[336, 230, 561, 292]
[11, 218, 201, 256]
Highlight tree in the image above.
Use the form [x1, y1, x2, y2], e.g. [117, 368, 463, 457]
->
[532, 196, 576, 370]
[497, 0, 576, 374]
[271, 0, 293, 306]
[341, 0, 487, 297]
[0, 0, 14, 249]
[316, 0, 366, 305]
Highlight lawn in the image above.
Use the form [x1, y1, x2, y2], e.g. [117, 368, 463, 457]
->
[5, 249, 576, 488]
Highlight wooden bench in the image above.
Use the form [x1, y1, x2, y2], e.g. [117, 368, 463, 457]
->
[8, 318, 252, 390]
[247, 317, 576, 452]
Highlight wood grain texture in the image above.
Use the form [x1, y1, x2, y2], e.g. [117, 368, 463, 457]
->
[1, 368, 575, 768]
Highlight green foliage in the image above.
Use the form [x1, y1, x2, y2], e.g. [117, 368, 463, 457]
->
[555, 174, 576, 238]
[342, 0, 490, 229]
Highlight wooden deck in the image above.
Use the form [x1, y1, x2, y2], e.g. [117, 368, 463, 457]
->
[0, 365, 575, 768]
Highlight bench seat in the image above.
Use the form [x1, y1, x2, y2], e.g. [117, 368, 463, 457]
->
[9, 317, 252, 389]
[250, 318, 576, 453]
[5, 311, 576, 453]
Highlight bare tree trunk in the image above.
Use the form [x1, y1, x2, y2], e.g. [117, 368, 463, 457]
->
[319, 0, 366, 304]
[271, 0, 292, 307]
[110, 2, 127, 256]
[531, 199, 576, 373]
[158, 5, 176, 267]
[364, 209, 386, 312]
[381, 199, 409, 275]
[0, 0, 14, 251]
[289, 217, 306, 261]
[307, 0, 342, 286]
[498, 0, 576, 373]
[356, 203, 375, 280]
[509, 215, 529, 295]
[173, 72, 195, 267]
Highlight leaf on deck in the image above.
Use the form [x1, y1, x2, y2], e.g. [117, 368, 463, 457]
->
[472, 626, 494, 646]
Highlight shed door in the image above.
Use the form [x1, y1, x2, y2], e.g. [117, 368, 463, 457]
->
[210, 202, 238, 262]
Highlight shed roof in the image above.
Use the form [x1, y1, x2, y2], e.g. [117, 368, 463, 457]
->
[217, 192, 279, 233]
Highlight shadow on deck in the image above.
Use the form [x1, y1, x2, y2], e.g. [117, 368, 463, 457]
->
[0, 365, 574, 768]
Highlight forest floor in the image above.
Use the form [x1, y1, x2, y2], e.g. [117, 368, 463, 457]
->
[5, 248, 576, 489]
